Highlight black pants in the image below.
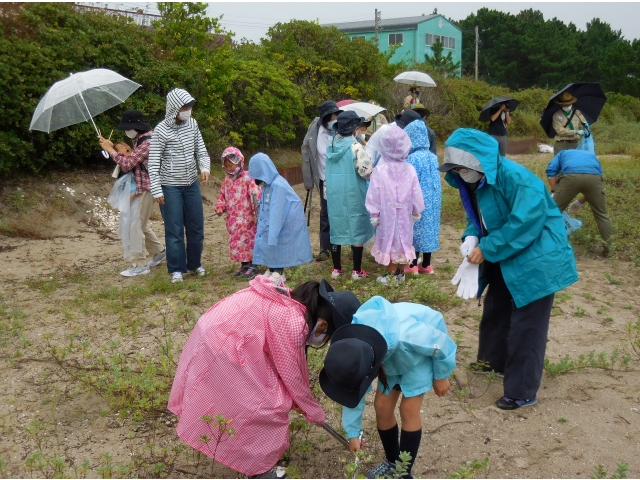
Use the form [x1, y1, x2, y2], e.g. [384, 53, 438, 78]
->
[319, 180, 331, 251]
[477, 264, 554, 400]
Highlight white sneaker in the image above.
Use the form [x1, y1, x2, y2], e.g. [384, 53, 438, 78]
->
[269, 272, 286, 286]
[120, 266, 150, 277]
[194, 266, 206, 276]
[171, 272, 183, 283]
[376, 274, 395, 285]
[146, 250, 166, 268]
[263, 269, 273, 278]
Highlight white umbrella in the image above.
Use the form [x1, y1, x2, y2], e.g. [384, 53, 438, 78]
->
[393, 71, 437, 88]
[340, 102, 386, 119]
[30, 68, 141, 136]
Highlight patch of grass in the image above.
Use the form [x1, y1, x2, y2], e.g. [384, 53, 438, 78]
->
[446, 458, 490, 479]
[605, 273, 623, 285]
[557, 417, 568, 423]
[598, 307, 609, 315]
[583, 293, 597, 301]
[603, 317, 614, 325]
[591, 461, 629, 479]
[573, 306, 588, 318]
[544, 349, 631, 376]
[623, 305, 633, 310]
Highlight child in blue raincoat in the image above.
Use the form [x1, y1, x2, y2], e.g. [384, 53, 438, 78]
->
[320, 296, 456, 479]
[248, 153, 313, 285]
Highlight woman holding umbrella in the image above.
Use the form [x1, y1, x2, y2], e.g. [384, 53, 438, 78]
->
[489, 102, 511, 156]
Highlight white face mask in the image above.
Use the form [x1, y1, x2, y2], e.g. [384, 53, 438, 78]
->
[356, 132, 365, 142]
[178, 109, 192, 121]
[125, 129, 137, 139]
[562, 105, 572, 114]
[306, 322, 327, 346]
[327, 120, 336, 131]
[458, 168, 484, 183]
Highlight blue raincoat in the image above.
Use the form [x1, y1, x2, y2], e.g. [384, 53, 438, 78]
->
[341, 296, 457, 438]
[405, 120, 441, 253]
[444, 129, 578, 308]
[248, 153, 313, 268]
[326, 136, 374, 245]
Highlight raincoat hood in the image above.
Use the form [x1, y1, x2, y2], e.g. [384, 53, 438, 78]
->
[379, 125, 411, 162]
[248, 153, 279, 185]
[327, 135, 355, 163]
[442, 129, 500, 179]
[404, 120, 431, 152]
[221, 146, 245, 170]
[165, 88, 196, 124]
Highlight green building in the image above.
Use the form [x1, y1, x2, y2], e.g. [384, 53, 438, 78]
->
[326, 14, 462, 75]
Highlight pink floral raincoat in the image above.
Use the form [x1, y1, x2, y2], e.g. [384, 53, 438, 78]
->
[366, 126, 425, 265]
[167, 275, 326, 476]
[214, 147, 261, 262]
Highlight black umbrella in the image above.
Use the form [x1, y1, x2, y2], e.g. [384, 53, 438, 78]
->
[539, 83, 607, 138]
[479, 96, 520, 122]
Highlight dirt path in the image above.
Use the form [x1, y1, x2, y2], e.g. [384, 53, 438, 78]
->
[0, 171, 639, 478]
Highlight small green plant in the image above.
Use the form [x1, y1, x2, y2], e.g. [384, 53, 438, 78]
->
[557, 417, 568, 423]
[597, 307, 609, 315]
[623, 305, 633, 310]
[624, 319, 640, 360]
[390, 451, 413, 479]
[604, 273, 622, 285]
[603, 317, 614, 325]
[544, 349, 631, 376]
[584, 293, 597, 301]
[342, 449, 374, 479]
[591, 462, 629, 479]
[573, 306, 588, 318]
[446, 457, 490, 478]
[199, 414, 236, 477]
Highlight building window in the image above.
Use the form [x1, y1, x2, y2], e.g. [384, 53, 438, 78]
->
[389, 33, 403, 46]
[426, 34, 456, 49]
[352, 35, 366, 40]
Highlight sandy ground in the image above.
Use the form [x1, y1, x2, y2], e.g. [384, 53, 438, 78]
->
[1, 165, 639, 478]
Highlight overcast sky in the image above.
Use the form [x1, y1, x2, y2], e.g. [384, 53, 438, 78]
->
[97, 1, 640, 43]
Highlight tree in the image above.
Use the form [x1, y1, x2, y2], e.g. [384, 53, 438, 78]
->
[424, 38, 460, 77]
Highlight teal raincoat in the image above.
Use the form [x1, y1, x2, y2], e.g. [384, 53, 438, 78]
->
[444, 129, 578, 308]
[341, 296, 457, 438]
[325, 135, 374, 245]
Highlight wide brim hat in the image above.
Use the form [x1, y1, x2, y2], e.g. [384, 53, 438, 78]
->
[554, 91, 578, 105]
[318, 279, 361, 330]
[394, 109, 422, 129]
[411, 103, 430, 118]
[116, 109, 151, 131]
[319, 323, 388, 408]
[332, 111, 365, 135]
[317, 100, 342, 119]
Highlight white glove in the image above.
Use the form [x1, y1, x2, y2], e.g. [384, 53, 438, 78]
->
[568, 200, 582, 213]
[577, 130, 585, 136]
[451, 258, 479, 300]
[412, 213, 421, 223]
[370, 217, 380, 229]
[460, 236, 479, 257]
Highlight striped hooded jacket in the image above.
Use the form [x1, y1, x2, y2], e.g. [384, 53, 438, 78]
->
[148, 88, 211, 198]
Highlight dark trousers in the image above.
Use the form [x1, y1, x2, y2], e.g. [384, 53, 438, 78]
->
[477, 264, 554, 400]
[160, 181, 204, 274]
[319, 180, 331, 251]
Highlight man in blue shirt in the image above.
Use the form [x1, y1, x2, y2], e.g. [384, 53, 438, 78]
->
[546, 149, 613, 253]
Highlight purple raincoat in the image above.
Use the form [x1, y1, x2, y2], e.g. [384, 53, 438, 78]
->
[366, 126, 425, 265]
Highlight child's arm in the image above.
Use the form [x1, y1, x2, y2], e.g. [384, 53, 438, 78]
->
[342, 385, 370, 440]
[214, 182, 226, 216]
[249, 179, 262, 218]
[112, 140, 150, 173]
[266, 185, 290, 246]
[148, 130, 165, 199]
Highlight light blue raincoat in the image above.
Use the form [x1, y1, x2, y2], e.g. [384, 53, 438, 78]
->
[325, 136, 374, 245]
[342, 296, 457, 438]
[248, 153, 313, 268]
[444, 129, 578, 308]
[405, 120, 441, 253]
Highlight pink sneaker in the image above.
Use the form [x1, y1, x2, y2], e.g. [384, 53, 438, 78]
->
[331, 269, 344, 279]
[404, 265, 419, 275]
[352, 269, 369, 280]
[417, 265, 434, 274]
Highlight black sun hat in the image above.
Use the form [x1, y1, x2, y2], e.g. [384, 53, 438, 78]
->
[394, 109, 422, 129]
[317, 100, 342, 120]
[332, 111, 365, 135]
[319, 323, 388, 408]
[318, 279, 361, 330]
[116, 110, 151, 132]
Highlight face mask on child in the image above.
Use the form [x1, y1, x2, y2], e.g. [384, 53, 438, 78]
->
[125, 129, 138, 139]
[457, 168, 484, 184]
[356, 132, 365, 143]
[306, 322, 327, 346]
[178, 109, 192, 121]
[327, 120, 337, 131]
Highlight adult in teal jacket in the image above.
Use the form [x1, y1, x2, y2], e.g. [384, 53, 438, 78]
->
[325, 111, 374, 279]
[320, 296, 456, 479]
[440, 128, 578, 410]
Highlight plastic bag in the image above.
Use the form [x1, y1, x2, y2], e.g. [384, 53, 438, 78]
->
[107, 172, 143, 261]
[562, 211, 582, 236]
[577, 123, 595, 154]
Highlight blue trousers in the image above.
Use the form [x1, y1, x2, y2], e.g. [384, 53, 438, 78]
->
[477, 263, 554, 400]
[160, 181, 204, 274]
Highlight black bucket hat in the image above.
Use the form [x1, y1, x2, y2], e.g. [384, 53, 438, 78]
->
[332, 111, 365, 135]
[317, 100, 342, 119]
[319, 324, 388, 408]
[318, 279, 361, 330]
[116, 110, 151, 132]
[394, 109, 422, 129]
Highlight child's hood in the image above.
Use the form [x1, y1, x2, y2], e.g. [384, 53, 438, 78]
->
[248, 153, 279, 185]
[379, 125, 411, 162]
[405, 120, 430, 152]
[327, 135, 355, 162]
[221, 146, 245, 170]
[165, 88, 196, 124]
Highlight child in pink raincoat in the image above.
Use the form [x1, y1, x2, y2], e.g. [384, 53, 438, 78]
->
[366, 125, 424, 285]
[215, 147, 262, 279]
